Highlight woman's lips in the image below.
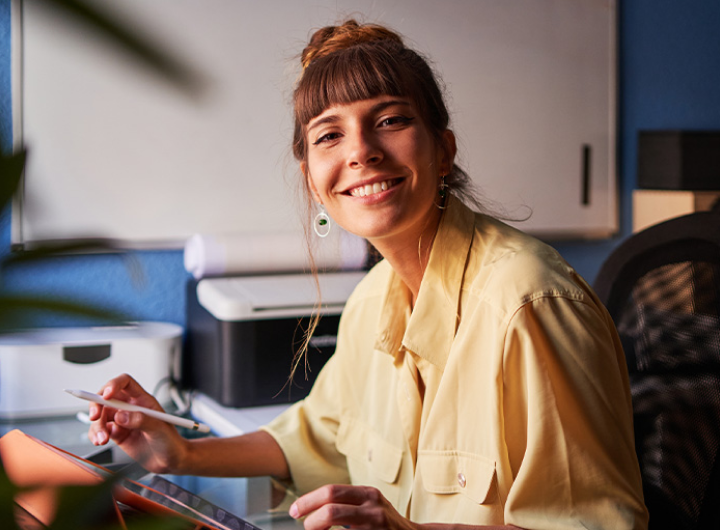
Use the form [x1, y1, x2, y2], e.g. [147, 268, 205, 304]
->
[348, 178, 399, 198]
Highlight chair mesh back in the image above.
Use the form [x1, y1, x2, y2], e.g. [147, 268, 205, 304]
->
[608, 238, 720, 529]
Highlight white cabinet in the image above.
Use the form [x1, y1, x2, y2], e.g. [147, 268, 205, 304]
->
[446, 0, 618, 239]
[15, 0, 617, 246]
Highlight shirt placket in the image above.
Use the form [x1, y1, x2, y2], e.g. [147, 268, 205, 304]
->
[395, 348, 423, 476]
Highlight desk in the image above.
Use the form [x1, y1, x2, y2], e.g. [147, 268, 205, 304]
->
[1, 415, 299, 529]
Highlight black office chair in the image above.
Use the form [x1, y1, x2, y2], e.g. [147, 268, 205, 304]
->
[594, 204, 720, 530]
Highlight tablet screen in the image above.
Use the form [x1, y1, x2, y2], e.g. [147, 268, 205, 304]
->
[120, 475, 260, 530]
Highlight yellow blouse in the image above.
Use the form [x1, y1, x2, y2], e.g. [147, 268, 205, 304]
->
[261, 198, 648, 529]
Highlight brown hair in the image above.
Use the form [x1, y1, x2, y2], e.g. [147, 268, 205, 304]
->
[293, 20, 470, 191]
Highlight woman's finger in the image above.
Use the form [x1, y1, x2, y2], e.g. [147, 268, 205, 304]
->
[88, 400, 113, 445]
[290, 485, 408, 530]
[301, 502, 359, 530]
[88, 373, 159, 445]
[100, 373, 152, 403]
[99, 373, 163, 413]
[88, 374, 133, 424]
[291, 484, 363, 518]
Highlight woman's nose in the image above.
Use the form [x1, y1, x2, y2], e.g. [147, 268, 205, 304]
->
[347, 130, 383, 168]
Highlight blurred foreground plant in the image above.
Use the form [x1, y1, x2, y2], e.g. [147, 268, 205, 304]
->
[1, 0, 202, 527]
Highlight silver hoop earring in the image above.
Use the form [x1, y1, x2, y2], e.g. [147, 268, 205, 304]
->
[314, 206, 331, 238]
[437, 175, 449, 210]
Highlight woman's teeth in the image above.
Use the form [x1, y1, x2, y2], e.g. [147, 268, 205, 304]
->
[350, 180, 391, 197]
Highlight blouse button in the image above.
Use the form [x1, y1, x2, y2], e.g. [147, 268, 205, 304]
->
[457, 472, 467, 488]
[367, 449, 373, 462]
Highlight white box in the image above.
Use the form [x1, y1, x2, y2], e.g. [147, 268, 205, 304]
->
[632, 189, 720, 232]
[0, 322, 182, 420]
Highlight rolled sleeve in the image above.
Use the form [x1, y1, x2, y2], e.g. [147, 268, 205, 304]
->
[260, 355, 350, 494]
[502, 295, 648, 530]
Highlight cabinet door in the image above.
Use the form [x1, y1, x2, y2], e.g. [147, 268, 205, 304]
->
[440, 0, 618, 239]
[15, 0, 617, 246]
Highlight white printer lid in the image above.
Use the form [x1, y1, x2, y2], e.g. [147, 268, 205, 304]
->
[0, 322, 183, 346]
[196, 271, 366, 321]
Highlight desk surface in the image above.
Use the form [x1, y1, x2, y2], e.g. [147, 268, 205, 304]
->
[1, 415, 299, 529]
[189, 391, 290, 437]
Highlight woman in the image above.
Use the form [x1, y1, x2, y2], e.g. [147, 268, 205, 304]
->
[89, 20, 648, 530]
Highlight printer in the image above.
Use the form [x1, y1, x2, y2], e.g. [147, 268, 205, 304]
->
[182, 271, 366, 408]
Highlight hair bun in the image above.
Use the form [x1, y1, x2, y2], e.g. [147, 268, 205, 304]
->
[301, 19, 404, 70]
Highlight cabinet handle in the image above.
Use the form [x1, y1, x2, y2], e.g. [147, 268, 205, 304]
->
[581, 144, 591, 206]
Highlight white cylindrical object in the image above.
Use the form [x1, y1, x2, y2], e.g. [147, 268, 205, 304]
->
[184, 230, 367, 279]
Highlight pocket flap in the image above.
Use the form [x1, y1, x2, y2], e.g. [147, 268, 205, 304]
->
[336, 417, 403, 484]
[418, 451, 496, 504]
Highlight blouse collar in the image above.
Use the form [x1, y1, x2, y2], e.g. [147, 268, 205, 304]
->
[374, 196, 475, 370]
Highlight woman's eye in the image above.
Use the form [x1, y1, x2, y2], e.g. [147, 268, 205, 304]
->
[379, 116, 414, 127]
[313, 132, 341, 145]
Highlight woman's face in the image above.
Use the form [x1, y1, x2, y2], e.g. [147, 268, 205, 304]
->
[303, 95, 454, 247]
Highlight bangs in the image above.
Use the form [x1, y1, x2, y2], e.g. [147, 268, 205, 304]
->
[295, 43, 411, 126]
[292, 39, 449, 162]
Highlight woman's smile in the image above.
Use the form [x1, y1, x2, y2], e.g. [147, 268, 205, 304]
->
[347, 178, 399, 198]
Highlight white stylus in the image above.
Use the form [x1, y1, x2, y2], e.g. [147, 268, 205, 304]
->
[65, 388, 211, 434]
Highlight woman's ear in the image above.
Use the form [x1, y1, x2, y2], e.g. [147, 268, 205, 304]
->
[439, 130, 457, 175]
[302, 162, 322, 204]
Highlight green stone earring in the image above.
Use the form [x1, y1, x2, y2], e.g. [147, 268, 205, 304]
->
[314, 206, 331, 238]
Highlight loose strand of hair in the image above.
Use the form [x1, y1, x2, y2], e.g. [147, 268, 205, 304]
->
[284, 205, 324, 391]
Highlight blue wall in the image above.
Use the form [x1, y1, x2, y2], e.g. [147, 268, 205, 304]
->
[1, 1, 720, 330]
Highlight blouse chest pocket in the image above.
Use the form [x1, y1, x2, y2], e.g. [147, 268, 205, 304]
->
[417, 451, 497, 505]
[336, 416, 403, 486]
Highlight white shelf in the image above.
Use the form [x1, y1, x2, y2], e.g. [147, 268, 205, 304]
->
[189, 392, 289, 437]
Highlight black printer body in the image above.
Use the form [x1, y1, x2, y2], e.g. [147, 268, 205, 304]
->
[182, 272, 365, 408]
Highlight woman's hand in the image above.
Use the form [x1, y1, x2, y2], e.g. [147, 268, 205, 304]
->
[87, 373, 189, 475]
[289, 484, 417, 530]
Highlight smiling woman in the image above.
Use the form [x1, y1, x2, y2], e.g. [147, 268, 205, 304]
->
[293, 24, 469, 302]
[87, 19, 648, 530]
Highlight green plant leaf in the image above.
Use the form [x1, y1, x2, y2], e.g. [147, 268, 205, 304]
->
[0, 465, 21, 530]
[2, 239, 126, 263]
[0, 294, 129, 328]
[2, 460, 189, 529]
[0, 149, 26, 213]
[49, 478, 121, 528]
[34, 0, 203, 97]
[1, 239, 147, 290]
[48, 477, 193, 529]
[48, 476, 188, 530]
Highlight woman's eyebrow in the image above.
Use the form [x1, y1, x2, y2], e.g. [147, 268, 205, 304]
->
[307, 114, 340, 134]
[371, 99, 412, 114]
[307, 99, 413, 134]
